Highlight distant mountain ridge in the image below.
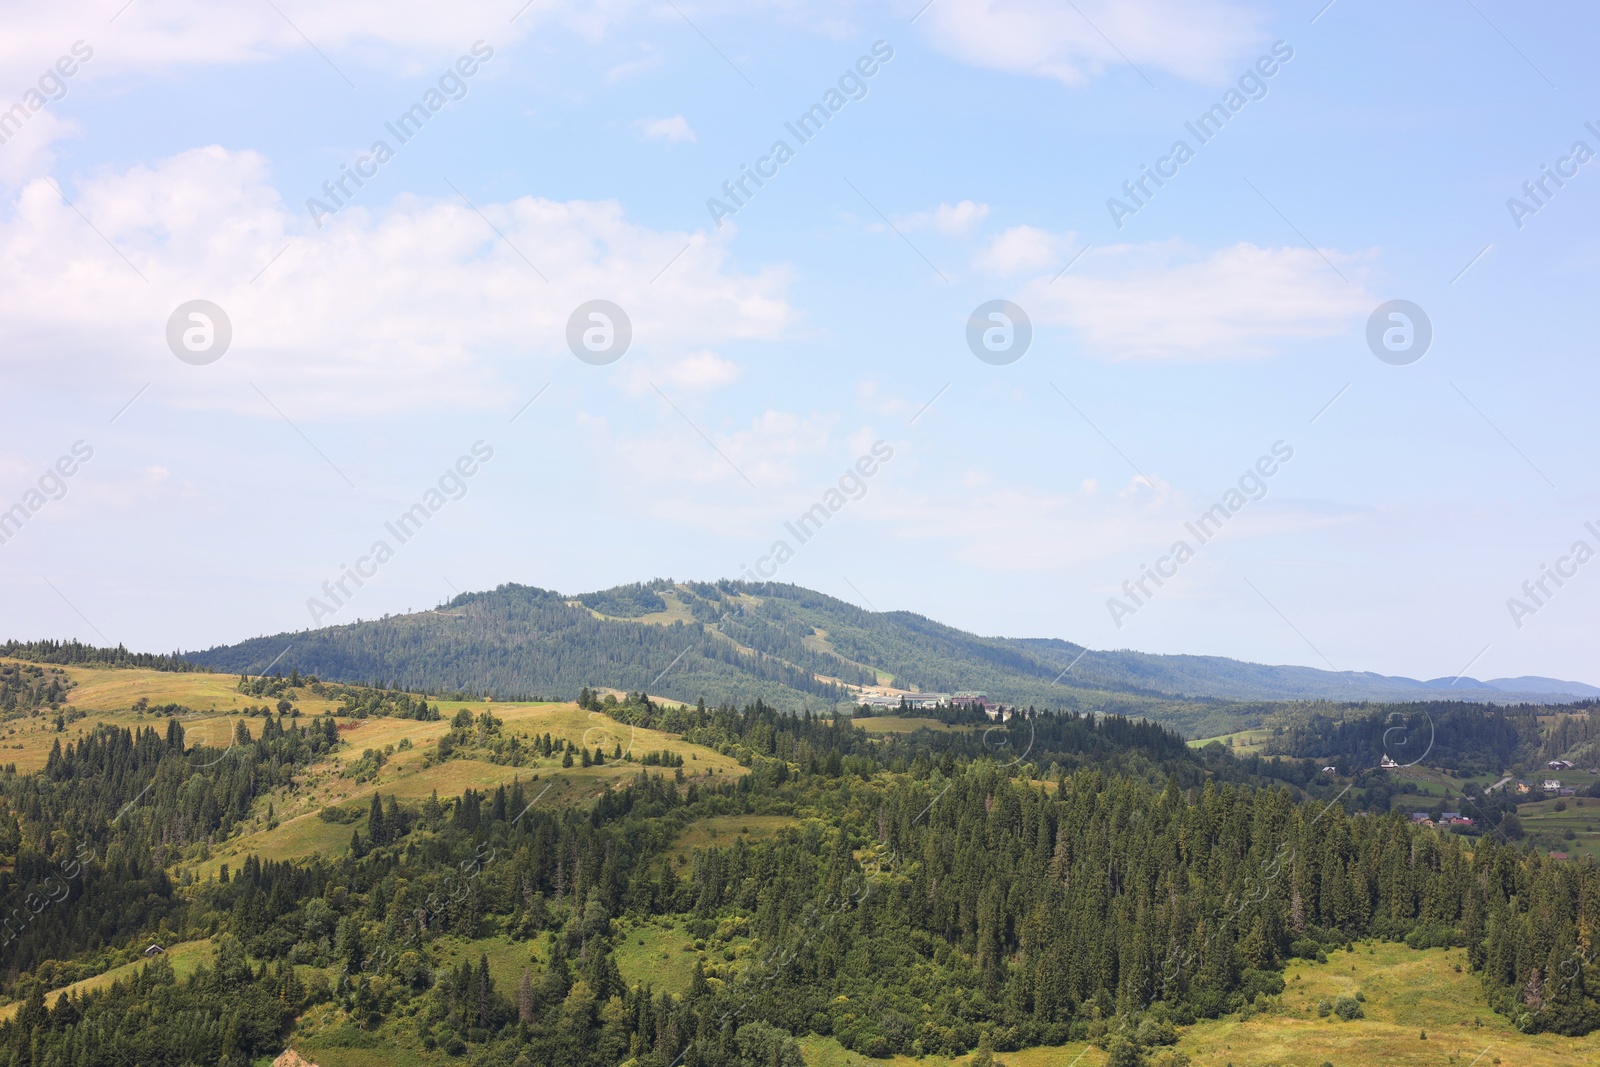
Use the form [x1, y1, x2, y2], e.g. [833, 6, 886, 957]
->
[183, 580, 1597, 736]
[1001, 637, 1600, 705]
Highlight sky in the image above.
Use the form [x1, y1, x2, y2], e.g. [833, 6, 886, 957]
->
[0, 0, 1596, 686]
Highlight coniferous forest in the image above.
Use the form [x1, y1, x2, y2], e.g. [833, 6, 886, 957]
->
[0, 674, 1596, 1067]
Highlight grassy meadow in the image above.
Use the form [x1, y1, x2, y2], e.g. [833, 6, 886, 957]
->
[185, 700, 746, 877]
[1516, 794, 1600, 860]
[854, 716, 972, 735]
[0, 659, 748, 878]
[1188, 729, 1273, 756]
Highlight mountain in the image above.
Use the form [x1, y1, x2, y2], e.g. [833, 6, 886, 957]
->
[1007, 638, 1600, 705]
[1476, 675, 1600, 697]
[185, 580, 1598, 736]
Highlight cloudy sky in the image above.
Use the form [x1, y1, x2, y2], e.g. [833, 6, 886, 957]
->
[0, 0, 1595, 685]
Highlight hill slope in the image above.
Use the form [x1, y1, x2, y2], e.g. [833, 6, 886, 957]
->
[185, 580, 1597, 726]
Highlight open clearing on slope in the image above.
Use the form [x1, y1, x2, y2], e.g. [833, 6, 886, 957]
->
[1178, 941, 1600, 1067]
[800, 1036, 1107, 1067]
[669, 813, 805, 859]
[186, 702, 746, 877]
[613, 918, 702, 996]
[795, 943, 1600, 1067]
[0, 939, 213, 1023]
[854, 716, 970, 735]
[1188, 728, 1272, 755]
[1517, 794, 1600, 861]
[0, 658, 753, 879]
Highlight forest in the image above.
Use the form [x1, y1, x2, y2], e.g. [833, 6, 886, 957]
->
[0, 676, 1595, 1067]
[1264, 702, 1545, 777]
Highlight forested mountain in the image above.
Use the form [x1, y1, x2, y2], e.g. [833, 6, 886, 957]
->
[185, 581, 1597, 738]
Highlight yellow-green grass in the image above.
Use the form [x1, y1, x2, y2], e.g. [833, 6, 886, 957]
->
[855, 717, 971, 735]
[430, 933, 542, 992]
[615, 919, 701, 995]
[0, 939, 213, 1022]
[258, 701, 739, 814]
[184, 705, 745, 876]
[1518, 795, 1600, 860]
[191, 809, 363, 878]
[0, 710, 255, 773]
[569, 587, 700, 627]
[670, 814, 805, 858]
[1188, 729, 1272, 755]
[800, 629, 888, 683]
[291, 1028, 444, 1067]
[287, 936, 540, 1067]
[1534, 766, 1599, 789]
[1178, 941, 1600, 1067]
[800, 1035, 1106, 1067]
[59, 664, 337, 714]
[190, 761, 584, 878]
[1385, 764, 1503, 800]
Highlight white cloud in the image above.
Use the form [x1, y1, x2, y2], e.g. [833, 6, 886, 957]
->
[916, 0, 1268, 86]
[637, 114, 696, 143]
[0, 110, 78, 186]
[0, 0, 1266, 97]
[0, 146, 794, 415]
[872, 468, 1345, 574]
[896, 200, 989, 235]
[659, 350, 740, 389]
[615, 407, 838, 489]
[1019, 239, 1369, 360]
[974, 224, 1060, 274]
[0, 1, 620, 83]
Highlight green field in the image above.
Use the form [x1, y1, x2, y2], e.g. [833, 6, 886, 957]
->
[854, 717, 971, 735]
[1517, 794, 1600, 860]
[1386, 764, 1505, 801]
[669, 814, 805, 859]
[792, 942, 1600, 1067]
[800, 1035, 1106, 1067]
[1179, 941, 1600, 1067]
[614, 919, 700, 995]
[160, 697, 751, 877]
[1188, 729, 1273, 755]
[430, 933, 542, 992]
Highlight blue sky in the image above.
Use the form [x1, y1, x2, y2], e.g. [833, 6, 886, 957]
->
[0, 0, 1596, 686]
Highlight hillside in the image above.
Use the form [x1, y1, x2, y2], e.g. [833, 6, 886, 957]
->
[3, 659, 1600, 1066]
[183, 582, 1596, 738]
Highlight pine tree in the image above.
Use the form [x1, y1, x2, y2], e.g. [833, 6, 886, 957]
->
[368, 792, 387, 846]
